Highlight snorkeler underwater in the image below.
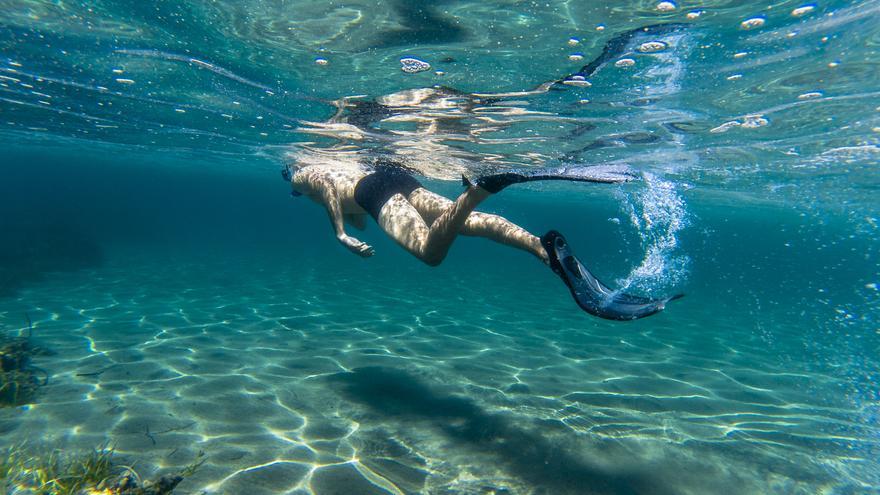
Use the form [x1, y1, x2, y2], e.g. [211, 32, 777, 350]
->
[1, 1, 878, 494]
[283, 23, 685, 321]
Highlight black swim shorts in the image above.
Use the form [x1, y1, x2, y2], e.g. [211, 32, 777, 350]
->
[354, 165, 422, 220]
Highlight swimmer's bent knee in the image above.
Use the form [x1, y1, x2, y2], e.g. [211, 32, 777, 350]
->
[420, 251, 445, 267]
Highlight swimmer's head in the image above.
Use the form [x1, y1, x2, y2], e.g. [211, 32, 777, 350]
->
[282, 162, 303, 181]
[281, 164, 303, 197]
[281, 164, 293, 182]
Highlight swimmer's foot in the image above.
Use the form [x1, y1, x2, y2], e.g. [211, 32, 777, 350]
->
[472, 164, 638, 193]
[540, 230, 682, 320]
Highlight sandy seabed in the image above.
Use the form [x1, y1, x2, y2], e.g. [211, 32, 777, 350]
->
[0, 253, 874, 495]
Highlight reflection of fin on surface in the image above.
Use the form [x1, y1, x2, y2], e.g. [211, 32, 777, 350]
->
[554, 23, 689, 90]
[571, 132, 663, 155]
[541, 230, 682, 320]
[474, 164, 638, 193]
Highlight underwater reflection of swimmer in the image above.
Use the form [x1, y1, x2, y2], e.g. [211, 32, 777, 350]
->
[296, 23, 692, 181]
[284, 159, 680, 320]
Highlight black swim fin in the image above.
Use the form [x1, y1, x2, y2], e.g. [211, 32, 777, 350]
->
[475, 164, 638, 193]
[541, 230, 682, 320]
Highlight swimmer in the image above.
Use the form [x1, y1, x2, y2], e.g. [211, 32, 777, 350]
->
[284, 159, 681, 320]
[285, 22, 689, 319]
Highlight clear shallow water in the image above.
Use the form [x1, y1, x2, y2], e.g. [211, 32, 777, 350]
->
[1, 1, 879, 494]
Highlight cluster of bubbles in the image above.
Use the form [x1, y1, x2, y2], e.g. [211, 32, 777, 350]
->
[312, 2, 824, 87]
[615, 173, 690, 294]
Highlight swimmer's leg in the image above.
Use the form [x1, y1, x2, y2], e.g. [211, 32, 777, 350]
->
[377, 185, 490, 266]
[408, 188, 547, 263]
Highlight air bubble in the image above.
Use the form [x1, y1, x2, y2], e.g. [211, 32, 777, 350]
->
[615, 58, 636, 68]
[741, 17, 766, 29]
[563, 75, 591, 87]
[400, 57, 431, 73]
[638, 41, 668, 53]
[792, 4, 816, 17]
[656, 2, 676, 12]
[686, 10, 702, 20]
[315, 58, 328, 66]
[569, 53, 584, 61]
[741, 114, 768, 128]
[568, 38, 580, 46]
[797, 91, 823, 100]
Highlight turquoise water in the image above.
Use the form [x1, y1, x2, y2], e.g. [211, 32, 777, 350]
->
[1, 1, 879, 494]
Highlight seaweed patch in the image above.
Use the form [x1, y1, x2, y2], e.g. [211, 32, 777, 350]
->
[0, 315, 50, 408]
[0, 442, 205, 495]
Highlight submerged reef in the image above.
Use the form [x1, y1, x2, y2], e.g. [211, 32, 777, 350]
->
[0, 318, 49, 407]
[0, 443, 204, 495]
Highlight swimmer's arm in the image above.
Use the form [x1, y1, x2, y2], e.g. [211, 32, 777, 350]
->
[315, 179, 374, 258]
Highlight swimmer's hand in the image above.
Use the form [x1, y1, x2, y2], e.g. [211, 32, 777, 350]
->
[338, 234, 374, 258]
